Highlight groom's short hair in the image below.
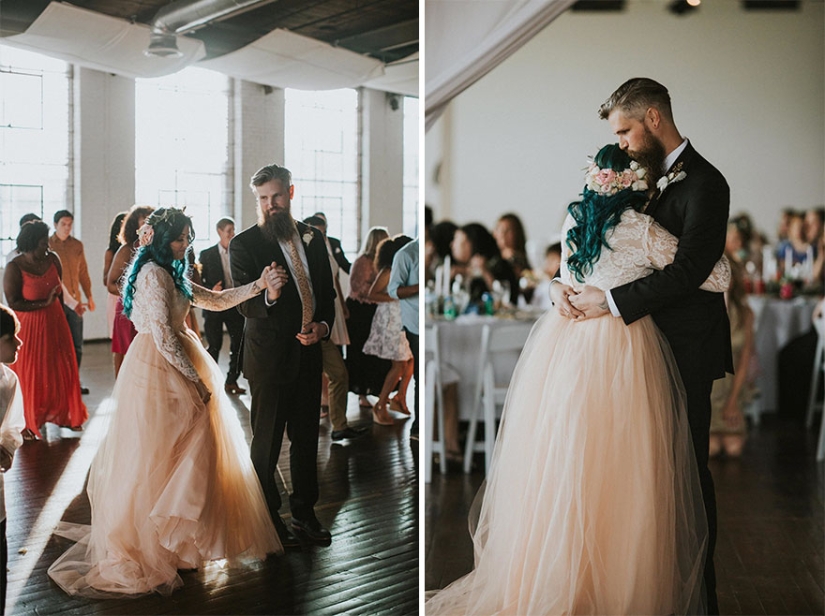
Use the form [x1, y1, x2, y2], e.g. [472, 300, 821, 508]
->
[250, 164, 292, 190]
[599, 78, 673, 123]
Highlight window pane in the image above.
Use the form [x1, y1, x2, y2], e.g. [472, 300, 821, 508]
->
[135, 67, 231, 256]
[0, 45, 70, 258]
[285, 89, 358, 257]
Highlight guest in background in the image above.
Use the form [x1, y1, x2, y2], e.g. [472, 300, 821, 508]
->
[4, 214, 42, 267]
[805, 207, 824, 283]
[709, 257, 754, 458]
[49, 210, 95, 394]
[103, 212, 127, 339]
[451, 223, 518, 308]
[388, 236, 419, 439]
[312, 211, 351, 275]
[303, 216, 364, 441]
[0, 304, 26, 612]
[726, 214, 752, 263]
[531, 243, 562, 311]
[108, 205, 154, 378]
[776, 207, 795, 244]
[346, 227, 392, 407]
[427, 220, 457, 283]
[3, 220, 87, 439]
[363, 235, 415, 426]
[198, 217, 247, 395]
[775, 211, 812, 273]
[493, 213, 531, 279]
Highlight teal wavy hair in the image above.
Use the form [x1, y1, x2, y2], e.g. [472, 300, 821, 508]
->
[122, 207, 194, 317]
[565, 144, 648, 283]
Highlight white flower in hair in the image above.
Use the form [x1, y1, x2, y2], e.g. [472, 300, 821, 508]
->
[138, 223, 155, 247]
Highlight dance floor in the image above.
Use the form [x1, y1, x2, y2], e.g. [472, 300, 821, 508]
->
[426, 415, 825, 615]
[5, 340, 419, 615]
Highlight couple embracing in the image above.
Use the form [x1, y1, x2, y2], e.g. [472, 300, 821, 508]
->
[427, 78, 733, 615]
[47, 164, 335, 595]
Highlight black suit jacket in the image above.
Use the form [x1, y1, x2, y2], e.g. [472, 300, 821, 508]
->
[198, 244, 225, 305]
[328, 236, 351, 274]
[229, 221, 336, 384]
[611, 142, 734, 380]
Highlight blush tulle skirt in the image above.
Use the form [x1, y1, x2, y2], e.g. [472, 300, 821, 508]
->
[47, 328, 282, 597]
[426, 311, 708, 615]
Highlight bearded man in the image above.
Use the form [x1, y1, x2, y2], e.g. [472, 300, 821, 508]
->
[551, 78, 733, 614]
[230, 163, 335, 550]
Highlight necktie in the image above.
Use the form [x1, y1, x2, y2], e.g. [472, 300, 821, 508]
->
[286, 238, 314, 329]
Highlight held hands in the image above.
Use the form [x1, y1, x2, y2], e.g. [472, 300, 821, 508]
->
[261, 263, 289, 302]
[194, 380, 212, 404]
[568, 286, 610, 320]
[296, 321, 327, 346]
[212, 281, 223, 291]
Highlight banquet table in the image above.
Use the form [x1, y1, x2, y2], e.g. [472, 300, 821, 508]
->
[747, 295, 821, 416]
[427, 310, 543, 420]
[428, 296, 821, 423]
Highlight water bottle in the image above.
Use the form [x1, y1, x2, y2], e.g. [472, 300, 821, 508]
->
[482, 292, 495, 315]
[443, 295, 457, 320]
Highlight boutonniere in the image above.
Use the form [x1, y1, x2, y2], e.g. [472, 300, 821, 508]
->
[302, 229, 314, 246]
[656, 162, 687, 194]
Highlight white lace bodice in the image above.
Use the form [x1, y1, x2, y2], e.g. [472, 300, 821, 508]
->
[130, 262, 260, 382]
[560, 209, 730, 292]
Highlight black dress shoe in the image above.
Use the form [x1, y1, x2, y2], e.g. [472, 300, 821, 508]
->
[291, 517, 332, 546]
[272, 517, 302, 550]
[331, 426, 367, 441]
[80, 386, 90, 395]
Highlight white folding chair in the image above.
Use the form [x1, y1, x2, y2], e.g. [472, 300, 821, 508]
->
[424, 323, 459, 483]
[804, 309, 825, 460]
[464, 323, 532, 474]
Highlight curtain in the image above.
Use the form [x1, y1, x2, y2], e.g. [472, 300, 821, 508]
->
[425, 0, 576, 130]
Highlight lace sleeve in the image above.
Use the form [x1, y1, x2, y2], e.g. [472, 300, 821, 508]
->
[645, 219, 731, 293]
[191, 280, 261, 311]
[139, 266, 200, 382]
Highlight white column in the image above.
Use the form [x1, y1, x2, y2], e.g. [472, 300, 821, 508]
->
[360, 87, 404, 238]
[73, 67, 136, 340]
[233, 80, 285, 231]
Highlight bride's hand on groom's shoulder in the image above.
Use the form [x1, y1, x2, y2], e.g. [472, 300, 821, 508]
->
[568, 285, 609, 320]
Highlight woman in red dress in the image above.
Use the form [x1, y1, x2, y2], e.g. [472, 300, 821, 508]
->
[2, 220, 87, 439]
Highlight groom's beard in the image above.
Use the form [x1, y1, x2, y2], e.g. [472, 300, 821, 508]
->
[628, 127, 666, 182]
[258, 208, 297, 244]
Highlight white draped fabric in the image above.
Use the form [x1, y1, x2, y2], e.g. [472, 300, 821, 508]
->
[425, 0, 576, 130]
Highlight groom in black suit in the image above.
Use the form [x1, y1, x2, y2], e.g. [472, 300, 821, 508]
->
[230, 163, 336, 548]
[556, 78, 733, 614]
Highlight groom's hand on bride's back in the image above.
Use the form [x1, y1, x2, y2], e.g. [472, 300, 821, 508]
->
[549, 280, 585, 320]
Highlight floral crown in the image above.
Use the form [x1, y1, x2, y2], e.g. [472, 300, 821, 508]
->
[584, 159, 648, 196]
[137, 207, 186, 247]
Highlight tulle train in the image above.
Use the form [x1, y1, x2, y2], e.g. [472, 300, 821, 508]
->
[48, 329, 282, 597]
[426, 311, 708, 615]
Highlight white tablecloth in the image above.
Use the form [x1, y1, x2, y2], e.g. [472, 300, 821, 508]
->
[748, 295, 821, 413]
[428, 297, 820, 420]
[428, 312, 541, 420]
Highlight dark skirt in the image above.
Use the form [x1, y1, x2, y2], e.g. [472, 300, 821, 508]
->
[345, 298, 392, 395]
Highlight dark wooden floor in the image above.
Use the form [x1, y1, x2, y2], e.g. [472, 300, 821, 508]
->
[5, 339, 419, 615]
[425, 416, 825, 615]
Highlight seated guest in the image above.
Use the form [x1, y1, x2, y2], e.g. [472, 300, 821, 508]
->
[805, 208, 824, 282]
[776, 211, 813, 274]
[726, 214, 753, 263]
[3, 220, 87, 439]
[451, 223, 518, 308]
[493, 213, 531, 279]
[426, 220, 457, 283]
[531, 243, 562, 311]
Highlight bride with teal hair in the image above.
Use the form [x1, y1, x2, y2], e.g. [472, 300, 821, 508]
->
[425, 144, 731, 615]
[48, 207, 283, 597]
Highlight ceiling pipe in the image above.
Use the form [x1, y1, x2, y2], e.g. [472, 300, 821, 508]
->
[145, 0, 279, 57]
